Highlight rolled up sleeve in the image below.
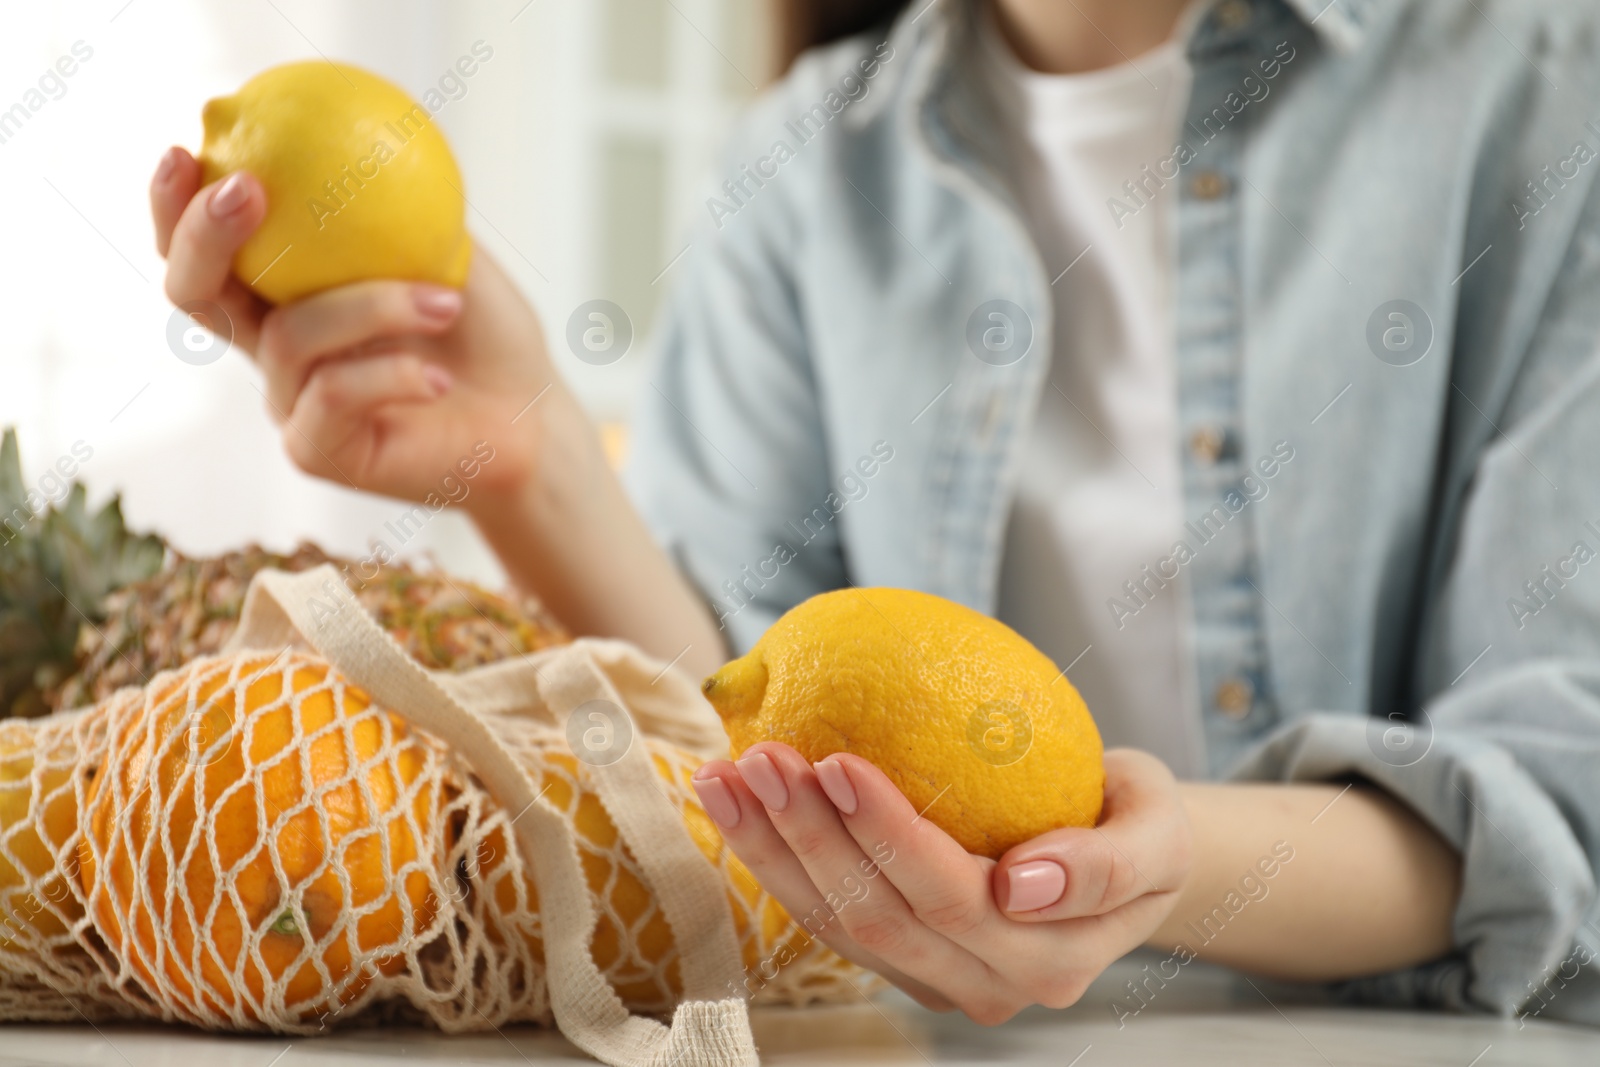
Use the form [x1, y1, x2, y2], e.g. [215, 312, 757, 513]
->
[1231, 674, 1600, 1018]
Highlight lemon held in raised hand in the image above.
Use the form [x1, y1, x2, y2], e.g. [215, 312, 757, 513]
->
[701, 587, 1105, 858]
[199, 61, 471, 305]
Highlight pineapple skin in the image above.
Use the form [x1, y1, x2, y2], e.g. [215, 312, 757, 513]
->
[56, 543, 569, 710]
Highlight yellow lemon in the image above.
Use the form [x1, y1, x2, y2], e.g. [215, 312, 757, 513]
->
[199, 61, 471, 304]
[702, 588, 1104, 858]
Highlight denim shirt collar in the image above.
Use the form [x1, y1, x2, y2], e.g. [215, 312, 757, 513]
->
[1279, 0, 1372, 52]
[885, 0, 1373, 240]
[895, 0, 1374, 151]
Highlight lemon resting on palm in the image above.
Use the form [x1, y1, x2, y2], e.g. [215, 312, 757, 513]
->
[199, 60, 471, 304]
[702, 588, 1105, 858]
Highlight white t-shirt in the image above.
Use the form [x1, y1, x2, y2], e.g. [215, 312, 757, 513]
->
[981, 7, 1207, 777]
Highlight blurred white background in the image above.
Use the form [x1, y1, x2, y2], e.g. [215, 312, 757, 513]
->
[0, 0, 772, 585]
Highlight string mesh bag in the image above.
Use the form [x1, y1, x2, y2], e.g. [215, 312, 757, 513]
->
[0, 565, 867, 1065]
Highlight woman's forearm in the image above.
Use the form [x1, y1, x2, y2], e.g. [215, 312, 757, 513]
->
[470, 386, 729, 679]
[1146, 781, 1461, 981]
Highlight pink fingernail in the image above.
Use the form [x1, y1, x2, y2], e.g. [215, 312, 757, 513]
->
[422, 364, 452, 397]
[413, 286, 462, 322]
[209, 172, 251, 217]
[691, 776, 740, 829]
[814, 758, 857, 815]
[736, 752, 789, 812]
[155, 147, 181, 183]
[1006, 861, 1066, 913]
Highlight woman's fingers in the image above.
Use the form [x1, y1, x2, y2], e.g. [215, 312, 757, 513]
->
[154, 144, 464, 419]
[813, 754, 1013, 950]
[153, 149, 268, 352]
[151, 146, 201, 257]
[280, 353, 449, 480]
[994, 748, 1188, 922]
[729, 744, 1006, 1009]
[258, 281, 463, 415]
[162, 170, 266, 307]
[690, 760, 955, 1012]
[696, 745, 1187, 1025]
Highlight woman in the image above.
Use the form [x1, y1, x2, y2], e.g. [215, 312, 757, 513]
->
[149, 0, 1600, 1026]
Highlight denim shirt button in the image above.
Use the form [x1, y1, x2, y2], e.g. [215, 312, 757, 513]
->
[1190, 170, 1231, 200]
[1188, 425, 1228, 466]
[1213, 676, 1255, 719]
[1214, 0, 1253, 30]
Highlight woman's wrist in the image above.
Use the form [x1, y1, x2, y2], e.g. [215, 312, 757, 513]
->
[1143, 781, 1460, 981]
[467, 383, 729, 675]
[465, 378, 597, 532]
[1143, 783, 1289, 954]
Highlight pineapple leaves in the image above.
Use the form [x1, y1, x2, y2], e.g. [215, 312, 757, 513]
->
[0, 427, 165, 718]
[0, 428, 26, 516]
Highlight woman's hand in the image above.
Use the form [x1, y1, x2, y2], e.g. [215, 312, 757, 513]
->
[150, 145, 730, 672]
[690, 745, 1192, 1023]
[151, 146, 553, 506]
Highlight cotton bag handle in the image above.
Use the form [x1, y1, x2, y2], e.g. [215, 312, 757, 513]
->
[226, 565, 758, 1067]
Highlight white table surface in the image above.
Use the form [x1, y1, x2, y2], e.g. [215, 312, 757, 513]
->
[3, 956, 1592, 1066]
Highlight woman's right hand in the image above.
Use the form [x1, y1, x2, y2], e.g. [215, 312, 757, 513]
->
[151, 145, 553, 507]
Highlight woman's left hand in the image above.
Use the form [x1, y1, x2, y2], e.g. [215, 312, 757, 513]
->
[690, 745, 1193, 1024]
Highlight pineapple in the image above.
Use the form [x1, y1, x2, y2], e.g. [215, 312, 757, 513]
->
[58, 543, 569, 710]
[0, 424, 568, 717]
[0, 429, 165, 718]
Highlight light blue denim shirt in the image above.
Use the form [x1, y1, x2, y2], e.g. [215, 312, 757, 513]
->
[627, 0, 1600, 1024]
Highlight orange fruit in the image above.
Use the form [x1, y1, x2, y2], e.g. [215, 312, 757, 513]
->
[0, 648, 850, 1022]
[78, 652, 440, 1024]
[0, 721, 81, 953]
[471, 743, 830, 1012]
